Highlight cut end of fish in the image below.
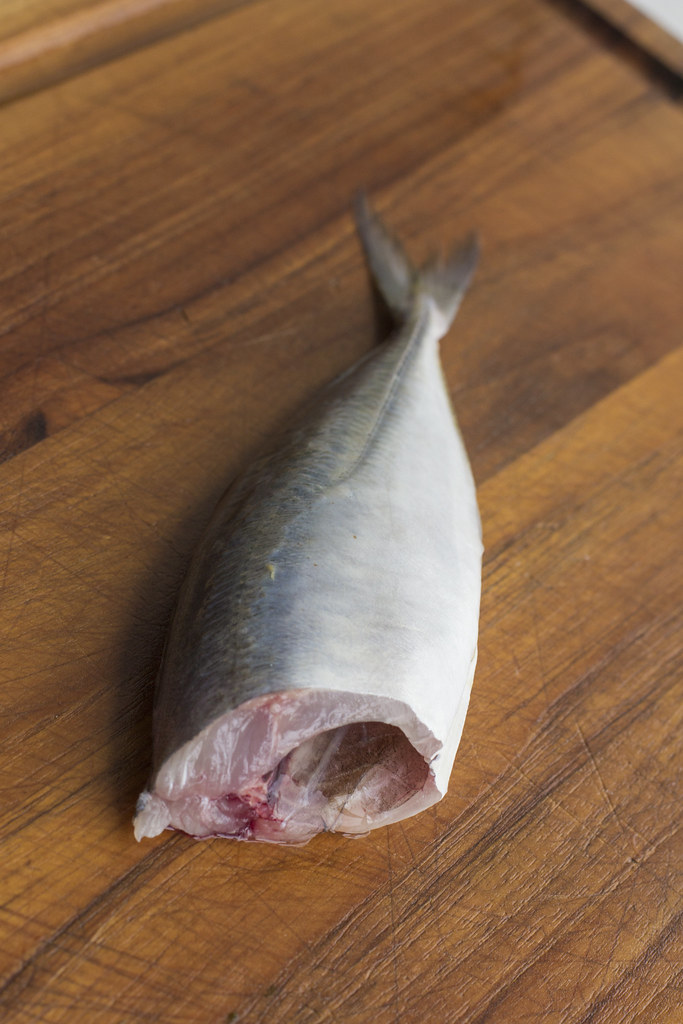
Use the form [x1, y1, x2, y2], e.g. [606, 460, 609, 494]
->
[134, 691, 444, 845]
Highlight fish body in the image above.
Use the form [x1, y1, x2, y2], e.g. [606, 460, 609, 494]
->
[134, 196, 482, 845]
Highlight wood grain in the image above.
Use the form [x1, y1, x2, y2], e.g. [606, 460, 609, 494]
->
[0, 0, 248, 105]
[1, 0, 682, 1021]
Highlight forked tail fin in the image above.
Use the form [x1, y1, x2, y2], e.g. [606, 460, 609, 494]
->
[354, 191, 479, 333]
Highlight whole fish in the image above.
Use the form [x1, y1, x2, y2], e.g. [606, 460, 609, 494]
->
[134, 195, 482, 845]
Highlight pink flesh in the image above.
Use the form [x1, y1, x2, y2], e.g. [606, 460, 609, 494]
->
[142, 722, 430, 844]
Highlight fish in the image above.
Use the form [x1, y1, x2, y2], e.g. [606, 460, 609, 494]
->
[134, 194, 483, 845]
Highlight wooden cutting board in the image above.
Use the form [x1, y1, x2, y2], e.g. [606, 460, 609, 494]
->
[1, 0, 681, 1021]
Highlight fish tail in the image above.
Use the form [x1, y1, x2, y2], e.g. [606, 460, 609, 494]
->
[354, 191, 479, 331]
[354, 192, 416, 320]
[418, 234, 480, 331]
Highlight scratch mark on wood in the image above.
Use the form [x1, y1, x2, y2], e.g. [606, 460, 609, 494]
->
[385, 828, 401, 1024]
[575, 723, 646, 850]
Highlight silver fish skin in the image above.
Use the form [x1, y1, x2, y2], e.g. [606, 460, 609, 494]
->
[134, 195, 482, 845]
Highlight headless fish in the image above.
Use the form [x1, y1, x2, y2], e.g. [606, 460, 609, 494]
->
[134, 195, 482, 845]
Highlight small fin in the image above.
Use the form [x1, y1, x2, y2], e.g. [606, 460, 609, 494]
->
[354, 191, 479, 332]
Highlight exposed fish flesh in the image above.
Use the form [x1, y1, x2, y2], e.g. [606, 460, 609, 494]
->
[134, 195, 483, 845]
